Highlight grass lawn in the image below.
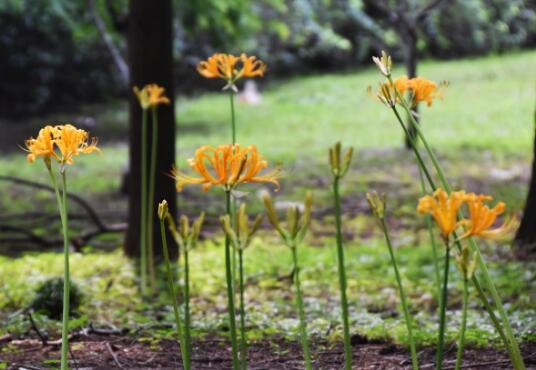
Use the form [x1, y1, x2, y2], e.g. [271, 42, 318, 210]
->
[0, 51, 535, 356]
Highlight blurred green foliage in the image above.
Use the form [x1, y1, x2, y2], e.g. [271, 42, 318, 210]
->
[0, 0, 534, 117]
[0, 0, 122, 117]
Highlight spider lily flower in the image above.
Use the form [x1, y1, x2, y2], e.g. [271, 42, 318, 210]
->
[172, 144, 281, 192]
[133, 84, 170, 110]
[197, 53, 266, 90]
[460, 193, 518, 240]
[54, 124, 100, 165]
[408, 77, 447, 107]
[25, 125, 59, 163]
[220, 204, 263, 250]
[417, 188, 466, 239]
[25, 124, 100, 166]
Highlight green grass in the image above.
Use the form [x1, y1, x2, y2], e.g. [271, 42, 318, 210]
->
[1, 236, 534, 347]
[177, 50, 536, 161]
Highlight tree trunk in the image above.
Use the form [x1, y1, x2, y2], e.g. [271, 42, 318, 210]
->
[125, 0, 177, 260]
[515, 109, 536, 258]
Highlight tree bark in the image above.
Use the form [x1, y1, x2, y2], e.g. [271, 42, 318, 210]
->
[125, 0, 177, 260]
[515, 109, 536, 258]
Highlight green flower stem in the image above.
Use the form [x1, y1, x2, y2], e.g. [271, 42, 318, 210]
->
[140, 108, 148, 295]
[436, 244, 451, 370]
[225, 191, 240, 370]
[390, 107, 435, 189]
[291, 245, 312, 370]
[184, 249, 192, 361]
[389, 100, 522, 369]
[455, 277, 469, 370]
[229, 91, 238, 308]
[417, 148, 442, 301]
[229, 90, 236, 144]
[47, 164, 70, 370]
[147, 108, 158, 292]
[379, 219, 418, 370]
[333, 176, 352, 370]
[160, 219, 189, 370]
[238, 249, 247, 370]
[60, 171, 70, 370]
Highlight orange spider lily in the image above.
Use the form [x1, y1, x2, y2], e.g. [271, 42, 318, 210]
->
[53, 124, 100, 165]
[461, 193, 517, 239]
[197, 53, 266, 86]
[417, 188, 466, 238]
[237, 54, 266, 79]
[408, 77, 446, 107]
[25, 125, 59, 163]
[133, 84, 170, 110]
[197, 54, 239, 80]
[172, 144, 280, 192]
[25, 124, 99, 165]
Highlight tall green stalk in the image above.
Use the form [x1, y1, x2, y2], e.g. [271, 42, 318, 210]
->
[60, 171, 70, 370]
[224, 191, 240, 370]
[333, 176, 352, 370]
[238, 250, 247, 370]
[229, 91, 239, 316]
[183, 249, 192, 362]
[291, 246, 313, 370]
[160, 219, 189, 370]
[147, 108, 158, 292]
[388, 101, 523, 369]
[47, 164, 70, 370]
[455, 277, 469, 370]
[436, 245, 451, 370]
[418, 166, 442, 300]
[140, 109, 148, 295]
[379, 218, 419, 370]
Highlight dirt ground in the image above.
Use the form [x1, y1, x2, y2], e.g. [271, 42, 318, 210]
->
[1, 332, 535, 370]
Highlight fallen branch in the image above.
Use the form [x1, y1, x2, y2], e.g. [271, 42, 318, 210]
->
[0, 175, 126, 248]
[0, 175, 107, 230]
[106, 341, 125, 369]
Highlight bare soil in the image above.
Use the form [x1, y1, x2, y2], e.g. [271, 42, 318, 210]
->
[1, 333, 535, 369]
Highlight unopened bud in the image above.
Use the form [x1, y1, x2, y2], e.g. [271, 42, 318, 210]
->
[372, 50, 392, 77]
[366, 191, 386, 220]
[158, 200, 169, 220]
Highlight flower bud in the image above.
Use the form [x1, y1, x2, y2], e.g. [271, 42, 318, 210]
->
[220, 215, 238, 247]
[287, 206, 299, 238]
[179, 215, 190, 240]
[366, 191, 386, 220]
[329, 142, 353, 177]
[263, 192, 286, 237]
[372, 50, 392, 77]
[191, 212, 205, 245]
[158, 200, 169, 220]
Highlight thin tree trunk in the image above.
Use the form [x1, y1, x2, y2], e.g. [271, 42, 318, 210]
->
[125, 0, 177, 260]
[88, 0, 129, 86]
[515, 107, 536, 258]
